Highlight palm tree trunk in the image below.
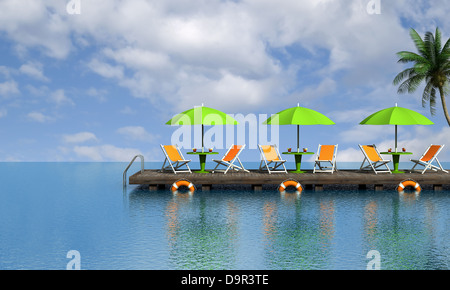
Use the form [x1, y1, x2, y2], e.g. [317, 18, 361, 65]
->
[439, 87, 450, 127]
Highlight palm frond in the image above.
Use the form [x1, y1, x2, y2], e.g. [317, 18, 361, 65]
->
[443, 66, 450, 77]
[414, 62, 432, 75]
[408, 74, 426, 93]
[397, 74, 425, 94]
[437, 52, 450, 64]
[430, 87, 437, 115]
[396, 51, 429, 64]
[435, 27, 442, 56]
[442, 37, 450, 53]
[422, 81, 433, 107]
[442, 81, 450, 96]
[393, 68, 415, 85]
[424, 31, 436, 64]
[410, 28, 429, 58]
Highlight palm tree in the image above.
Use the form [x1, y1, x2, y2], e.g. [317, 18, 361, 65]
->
[393, 27, 450, 127]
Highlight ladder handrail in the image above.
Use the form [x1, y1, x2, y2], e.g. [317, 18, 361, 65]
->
[123, 154, 144, 187]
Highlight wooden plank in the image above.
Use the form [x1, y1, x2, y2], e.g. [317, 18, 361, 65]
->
[129, 169, 450, 187]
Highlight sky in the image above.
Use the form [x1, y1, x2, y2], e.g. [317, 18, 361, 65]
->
[1, 0, 450, 163]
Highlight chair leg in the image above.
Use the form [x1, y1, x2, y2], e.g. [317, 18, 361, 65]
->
[211, 161, 221, 173]
[161, 159, 167, 172]
[237, 158, 249, 172]
[435, 159, 449, 173]
[224, 163, 232, 174]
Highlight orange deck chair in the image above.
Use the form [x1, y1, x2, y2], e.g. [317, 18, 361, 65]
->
[359, 144, 391, 174]
[212, 145, 249, 174]
[160, 144, 192, 174]
[258, 144, 287, 174]
[410, 144, 448, 174]
[313, 144, 338, 173]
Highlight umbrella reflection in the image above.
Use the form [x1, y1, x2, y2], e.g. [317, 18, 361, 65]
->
[163, 194, 239, 269]
[262, 201, 278, 242]
[319, 200, 335, 242]
[364, 200, 378, 248]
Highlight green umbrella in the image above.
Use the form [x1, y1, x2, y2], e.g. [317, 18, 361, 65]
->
[166, 104, 239, 151]
[263, 104, 335, 152]
[360, 104, 434, 152]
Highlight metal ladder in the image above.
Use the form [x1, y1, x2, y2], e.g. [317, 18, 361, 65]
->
[123, 154, 144, 188]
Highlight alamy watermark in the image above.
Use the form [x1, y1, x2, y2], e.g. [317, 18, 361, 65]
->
[366, 0, 381, 15]
[66, 250, 81, 270]
[366, 250, 381, 270]
[66, 0, 81, 15]
[169, 113, 279, 150]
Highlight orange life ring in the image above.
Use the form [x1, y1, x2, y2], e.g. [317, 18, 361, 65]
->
[279, 180, 303, 193]
[171, 179, 195, 193]
[397, 179, 421, 193]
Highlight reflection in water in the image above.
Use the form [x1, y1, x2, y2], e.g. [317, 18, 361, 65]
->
[280, 191, 301, 202]
[360, 192, 448, 270]
[262, 195, 335, 269]
[399, 191, 420, 203]
[262, 201, 277, 242]
[364, 200, 378, 249]
[319, 200, 335, 242]
[165, 198, 180, 243]
[163, 192, 239, 269]
[126, 187, 449, 270]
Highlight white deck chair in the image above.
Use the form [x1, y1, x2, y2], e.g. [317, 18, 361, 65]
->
[212, 145, 249, 174]
[410, 144, 448, 174]
[160, 145, 192, 174]
[258, 144, 287, 174]
[359, 144, 391, 174]
[313, 144, 338, 173]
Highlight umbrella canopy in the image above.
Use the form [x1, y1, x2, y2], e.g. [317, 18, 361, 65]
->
[263, 104, 335, 152]
[166, 104, 238, 151]
[360, 104, 433, 151]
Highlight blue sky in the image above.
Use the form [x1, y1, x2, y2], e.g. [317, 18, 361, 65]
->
[1, 0, 450, 162]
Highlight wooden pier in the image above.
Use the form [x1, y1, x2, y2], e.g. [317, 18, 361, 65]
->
[128, 169, 449, 191]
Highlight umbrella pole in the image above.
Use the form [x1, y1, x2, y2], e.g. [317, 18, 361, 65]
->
[202, 124, 204, 152]
[395, 125, 397, 152]
[297, 125, 300, 152]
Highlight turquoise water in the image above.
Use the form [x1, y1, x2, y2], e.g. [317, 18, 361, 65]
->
[0, 162, 448, 270]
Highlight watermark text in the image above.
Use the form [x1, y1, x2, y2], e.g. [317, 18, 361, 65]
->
[66, 0, 81, 15]
[66, 250, 81, 270]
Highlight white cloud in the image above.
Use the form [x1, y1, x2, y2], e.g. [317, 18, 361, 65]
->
[329, 108, 376, 124]
[120, 106, 136, 115]
[63, 132, 98, 144]
[0, 0, 72, 59]
[27, 111, 53, 123]
[73, 144, 142, 162]
[0, 108, 7, 118]
[86, 87, 108, 103]
[339, 125, 390, 144]
[50, 89, 74, 106]
[117, 126, 159, 143]
[0, 66, 14, 78]
[0, 0, 423, 114]
[103, 47, 171, 71]
[87, 59, 124, 79]
[19, 61, 49, 82]
[0, 80, 19, 97]
[174, 72, 287, 112]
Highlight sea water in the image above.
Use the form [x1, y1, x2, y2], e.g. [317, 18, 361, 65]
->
[0, 162, 448, 270]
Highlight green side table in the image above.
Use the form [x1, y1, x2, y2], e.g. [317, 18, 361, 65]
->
[282, 151, 315, 173]
[380, 151, 413, 173]
[186, 151, 219, 173]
